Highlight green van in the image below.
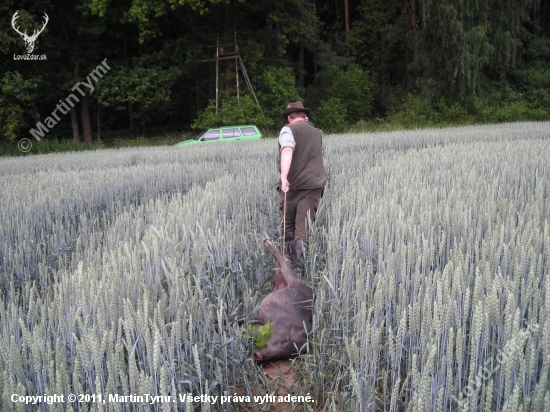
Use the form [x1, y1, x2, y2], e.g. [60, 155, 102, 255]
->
[175, 125, 262, 146]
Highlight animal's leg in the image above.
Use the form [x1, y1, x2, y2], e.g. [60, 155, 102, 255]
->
[263, 234, 302, 289]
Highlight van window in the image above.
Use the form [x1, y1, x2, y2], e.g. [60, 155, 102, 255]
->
[241, 127, 257, 136]
[222, 128, 240, 138]
[202, 130, 220, 141]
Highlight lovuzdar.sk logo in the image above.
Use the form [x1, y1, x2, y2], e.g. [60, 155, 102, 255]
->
[11, 10, 48, 60]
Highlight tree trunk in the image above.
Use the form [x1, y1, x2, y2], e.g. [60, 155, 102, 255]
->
[540, 0, 548, 37]
[33, 103, 41, 125]
[410, 0, 417, 54]
[223, 2, 235, 92]
[97, 105, 101, 141]
[71, 107, 80, 142]
[81, 95, 92, 146]
[532, 3, 540, 38]
[344, 0, 349, 43]
[313, 48, 317, 77]
[313, 0, 318, 76]
[451, 67, 459, 102]
[128, 102, 135, 135]
[299, 43, 305, 87]
[60, 13, 81, 143]
[375, 32, 381, 88]
[409, 0, 419, 89]
[194, 77, 200, 124]
[141, 97, 146, 136]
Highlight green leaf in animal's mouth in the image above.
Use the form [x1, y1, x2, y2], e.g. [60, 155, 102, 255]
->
[248, 322, 274, 348]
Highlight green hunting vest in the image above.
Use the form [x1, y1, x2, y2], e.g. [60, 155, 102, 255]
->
[282, 121, 326, 190]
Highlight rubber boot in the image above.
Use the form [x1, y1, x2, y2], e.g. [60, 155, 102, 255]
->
[292, 239, 303, 271]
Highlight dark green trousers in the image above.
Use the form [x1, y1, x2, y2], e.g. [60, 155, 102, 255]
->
[279, 188, 323, 242]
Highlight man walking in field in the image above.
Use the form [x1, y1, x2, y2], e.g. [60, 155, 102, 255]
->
[278, 101, 326, 271]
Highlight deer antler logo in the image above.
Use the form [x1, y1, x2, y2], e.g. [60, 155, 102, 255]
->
[11, 10, 49, 54]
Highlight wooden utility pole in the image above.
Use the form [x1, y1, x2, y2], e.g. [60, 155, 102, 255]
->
[203, 33, 260, 109]
[215, 35, 219, 114]
[237, 55, 259, 107]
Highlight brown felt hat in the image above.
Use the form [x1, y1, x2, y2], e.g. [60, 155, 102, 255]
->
[282, 101, 311, 118]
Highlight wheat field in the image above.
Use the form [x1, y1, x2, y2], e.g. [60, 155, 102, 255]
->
[1, 122, 549, 411]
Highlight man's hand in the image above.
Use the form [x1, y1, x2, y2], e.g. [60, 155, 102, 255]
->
[280, 177, 290, 192]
